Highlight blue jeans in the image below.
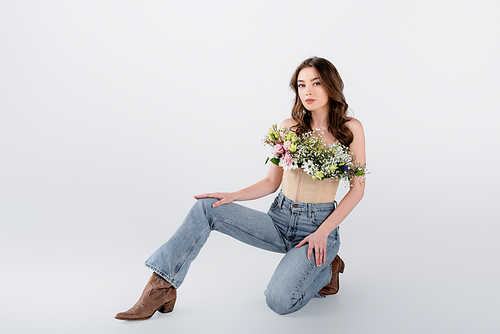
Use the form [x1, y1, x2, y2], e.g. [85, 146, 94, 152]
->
[145, 191, 340, 315]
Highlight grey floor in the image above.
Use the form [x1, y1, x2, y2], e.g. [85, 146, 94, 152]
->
[2, 196, 498, 334]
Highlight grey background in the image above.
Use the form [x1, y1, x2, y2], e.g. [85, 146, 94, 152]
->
[1, 1, 499, 333]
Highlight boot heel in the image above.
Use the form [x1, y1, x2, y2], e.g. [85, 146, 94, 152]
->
[339, 259, 345, 273]
[158, 299, 176, 314]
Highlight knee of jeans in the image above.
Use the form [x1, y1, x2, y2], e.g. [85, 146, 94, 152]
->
[192, 198, 219, 227]
[265, 288, 294, 315]
[193, 197, 218, 212]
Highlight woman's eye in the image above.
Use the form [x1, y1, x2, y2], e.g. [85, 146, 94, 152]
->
[313, 82, 321, 86]
[298, 84, 305, 88]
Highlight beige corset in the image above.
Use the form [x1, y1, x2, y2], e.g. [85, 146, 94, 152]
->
[281, 168, 339, 203]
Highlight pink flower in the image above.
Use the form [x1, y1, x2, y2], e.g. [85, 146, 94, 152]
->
[283, 141, 292, 150]
[274, 144, 284, 155]
[283, 152, 292, 167]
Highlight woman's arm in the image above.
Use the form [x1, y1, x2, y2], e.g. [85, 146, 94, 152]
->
[295, 118, 366, 265]
[318, 118, 366, 232]
[194, 162, 283, 208]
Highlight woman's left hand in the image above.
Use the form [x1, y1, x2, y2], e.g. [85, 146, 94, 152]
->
[295, 229, 329, 266]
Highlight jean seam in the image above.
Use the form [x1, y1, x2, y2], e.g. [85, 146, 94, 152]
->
[173, 226, 211, 276]
[288, 238, 339, 311]
[289, 259, 316, 311]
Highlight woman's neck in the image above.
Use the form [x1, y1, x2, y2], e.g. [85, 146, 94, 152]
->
[310, 109, 329, 129]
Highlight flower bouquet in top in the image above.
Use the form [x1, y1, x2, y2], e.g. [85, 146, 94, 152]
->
[263, 123, 368, 183]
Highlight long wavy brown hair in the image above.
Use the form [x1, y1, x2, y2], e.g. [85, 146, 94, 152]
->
[289, 57, 353, 147]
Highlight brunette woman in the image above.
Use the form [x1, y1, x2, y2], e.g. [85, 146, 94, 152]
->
[115, 56, 365, 320]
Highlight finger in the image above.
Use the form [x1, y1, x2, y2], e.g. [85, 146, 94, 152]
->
[315, 249, 321, 266]
[215, 196, 231, 206]
[195, 193, 220, 200]
[307, 246, 312, 260]
[317, 248, 324, 266]
[295, 238, 308, 248]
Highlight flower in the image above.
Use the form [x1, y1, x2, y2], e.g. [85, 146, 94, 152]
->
[274, 144, 284, 155]
[268, 124, 280, 141]
[339, 164, 349, 174]
[286, 132, 298, 143]
[263, 123, 368, 184]
[283, 152, 292, 167]
[313, 171, 324, 180]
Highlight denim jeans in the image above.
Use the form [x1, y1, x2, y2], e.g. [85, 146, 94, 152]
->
[145, 191, 340, 315]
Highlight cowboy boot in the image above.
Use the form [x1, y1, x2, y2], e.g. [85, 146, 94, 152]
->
[115, 272, 176, 321]
[319, 255, 345, 295]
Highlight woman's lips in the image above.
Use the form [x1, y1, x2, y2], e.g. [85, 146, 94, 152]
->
[305, 99, 315, 104]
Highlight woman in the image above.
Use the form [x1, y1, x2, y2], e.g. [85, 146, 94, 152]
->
[115, 56, 366, 320]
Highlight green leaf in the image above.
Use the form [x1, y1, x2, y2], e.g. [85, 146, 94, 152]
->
[270, 158, 280, 165]
[265, 157, 269, 164]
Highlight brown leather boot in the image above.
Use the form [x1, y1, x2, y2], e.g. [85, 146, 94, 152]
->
[115, 272, 176, 321]
[319, 255, 345, 295]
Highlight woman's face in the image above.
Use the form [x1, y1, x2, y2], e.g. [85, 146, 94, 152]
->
[297, 67, 329, 114]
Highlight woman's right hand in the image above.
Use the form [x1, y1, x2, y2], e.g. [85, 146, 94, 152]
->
[193, 163, 283, 207]
[194, 192, 236, 208]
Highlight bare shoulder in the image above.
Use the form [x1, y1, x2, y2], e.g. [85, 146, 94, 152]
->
[345, 117, 364, 135]
[280, 118, 298, 129]
[346, 118, 366, 163]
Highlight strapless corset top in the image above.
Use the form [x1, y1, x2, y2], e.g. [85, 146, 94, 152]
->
[281, 168, 339, 203]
